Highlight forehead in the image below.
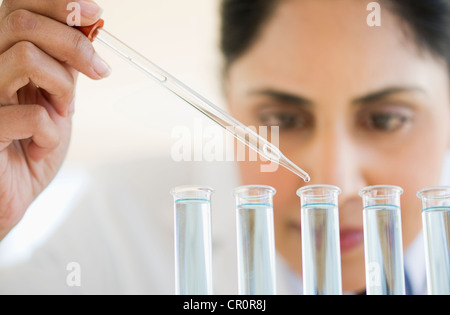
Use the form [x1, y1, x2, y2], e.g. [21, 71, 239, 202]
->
[228, 0, 444, 100]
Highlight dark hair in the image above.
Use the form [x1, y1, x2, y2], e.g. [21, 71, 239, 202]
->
[220, 0, 279, 72]
[220, 0, 450, 73]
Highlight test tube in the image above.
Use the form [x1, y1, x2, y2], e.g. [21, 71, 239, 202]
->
[359, 185, 405, 295]
[171, 185, 214, 295]
[233, 185, 277, 295]
[296, 185, 343, 295]
[417, 186, 450, 295]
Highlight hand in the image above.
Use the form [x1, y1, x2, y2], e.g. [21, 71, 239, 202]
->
[0, 0, 110, 240]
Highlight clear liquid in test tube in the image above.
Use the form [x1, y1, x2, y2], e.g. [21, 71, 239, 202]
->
[171, 185, 214, 295]
[417, 186, 450, 295]
[359, 185, 406, 295]
[234, 185, 277, 295]
[297, 185, 343, 295]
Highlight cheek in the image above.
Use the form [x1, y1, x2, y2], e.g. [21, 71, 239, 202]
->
[367, 125, 448, 188]
[363, 125, 450, 245]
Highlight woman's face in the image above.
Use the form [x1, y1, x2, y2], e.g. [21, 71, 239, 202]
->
[225, 0, 450, 292]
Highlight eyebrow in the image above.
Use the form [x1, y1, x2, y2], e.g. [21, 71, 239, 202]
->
[248, 86, 428, 107]
[351, 86, 428, 105]
[247, 88, 313, 106]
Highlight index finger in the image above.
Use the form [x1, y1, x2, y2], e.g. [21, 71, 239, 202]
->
[0, 10, 111, 80]
[1, 0, 103, 26]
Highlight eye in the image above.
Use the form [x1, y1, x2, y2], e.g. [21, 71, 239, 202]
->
[359, 112, 410, 132]
[260, 112, 297, 128]
[257, 106, 313, 130]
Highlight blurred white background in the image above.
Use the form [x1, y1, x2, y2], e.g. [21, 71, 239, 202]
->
[68, 0, 223, 165]
[0, 0, 224, 265]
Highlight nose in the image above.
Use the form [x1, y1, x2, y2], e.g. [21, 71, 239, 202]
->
[306, 126, 366, 196]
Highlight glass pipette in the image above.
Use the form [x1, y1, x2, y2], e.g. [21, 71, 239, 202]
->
[77, 20, 310, 182]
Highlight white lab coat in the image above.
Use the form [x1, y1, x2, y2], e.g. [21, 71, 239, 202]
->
[0, 157, 428, 294]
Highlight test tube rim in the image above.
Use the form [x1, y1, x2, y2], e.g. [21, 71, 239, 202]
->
[416, 186, 450, 200]
[233, 185, 277, 198]
[170, 185, 214, 201]
[296, 184, 342, 198]
[358, 184, 403, 199]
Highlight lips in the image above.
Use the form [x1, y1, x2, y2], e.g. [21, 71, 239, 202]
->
[289, 221, 364, 253]
[339, 229, 364, 252]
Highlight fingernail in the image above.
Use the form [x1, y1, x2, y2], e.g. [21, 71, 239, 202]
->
[92, 52, 111, 78]
[77, 0, 103, 20]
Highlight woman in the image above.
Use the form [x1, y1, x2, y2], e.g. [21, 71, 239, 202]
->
[0, 0, 449, 294]
[221, 0, 450, 293]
